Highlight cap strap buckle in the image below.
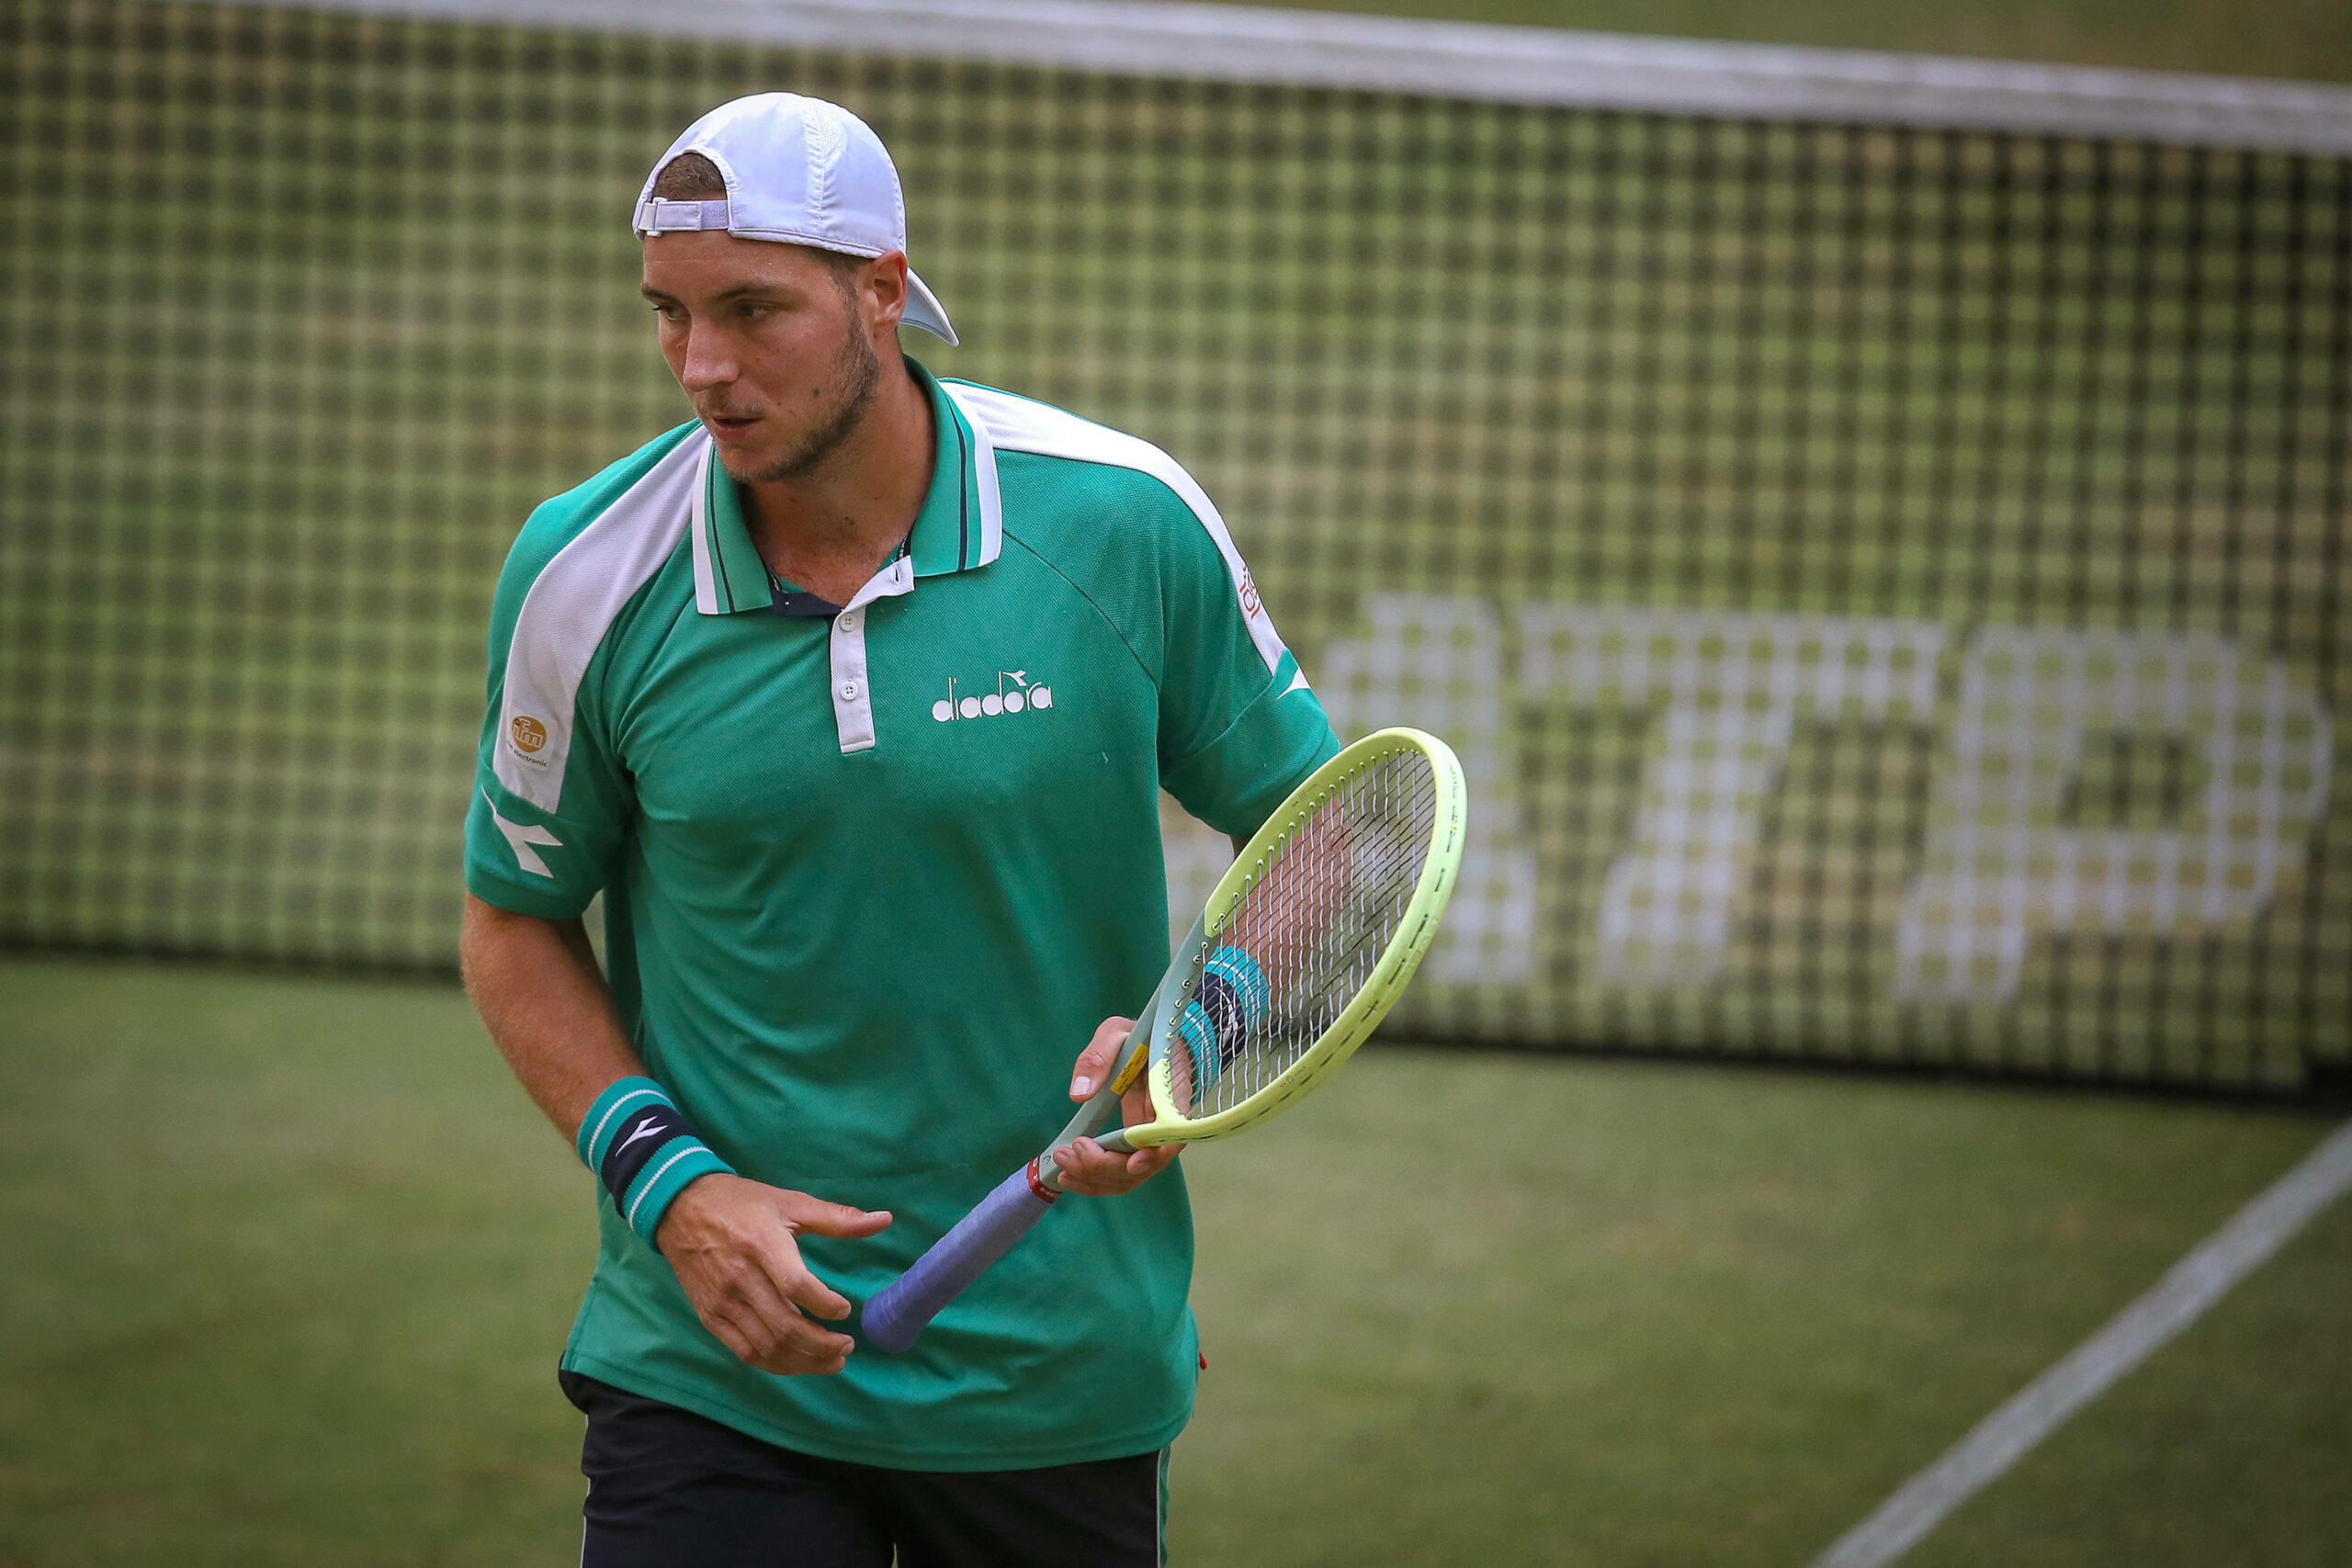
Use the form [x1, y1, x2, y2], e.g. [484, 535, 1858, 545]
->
[635, 197, 732, 236]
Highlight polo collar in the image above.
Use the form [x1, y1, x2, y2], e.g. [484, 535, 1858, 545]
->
[689, 357, 1001, 615]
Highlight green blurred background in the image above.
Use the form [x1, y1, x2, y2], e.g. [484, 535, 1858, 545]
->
[3, 0, 2349, 1562]
[11, 0, 2349, 1085]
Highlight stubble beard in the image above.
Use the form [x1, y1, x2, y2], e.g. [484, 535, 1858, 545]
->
[725, 312, 885, 487]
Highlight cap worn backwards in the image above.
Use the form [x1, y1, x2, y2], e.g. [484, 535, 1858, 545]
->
[633, 93, 956, 346]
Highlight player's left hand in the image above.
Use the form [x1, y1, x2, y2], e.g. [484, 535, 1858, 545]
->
[1055, 1014, 1182, 1196]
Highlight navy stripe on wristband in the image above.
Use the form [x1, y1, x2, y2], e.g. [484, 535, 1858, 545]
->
[600, 1101, 692, 1198]
[575, 1077, 734, 1248]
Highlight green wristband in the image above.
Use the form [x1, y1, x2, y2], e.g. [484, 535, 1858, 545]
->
[576, 1076, 736, 1248]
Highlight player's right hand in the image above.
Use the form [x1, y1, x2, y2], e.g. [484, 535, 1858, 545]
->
[656, 1174, 892, 1376]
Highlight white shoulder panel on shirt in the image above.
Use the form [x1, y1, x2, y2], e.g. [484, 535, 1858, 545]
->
[493, 436, 704, 812]
[942, 382, 1288, 678]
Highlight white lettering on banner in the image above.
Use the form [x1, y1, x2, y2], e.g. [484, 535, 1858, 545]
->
[1519, 608, 1945, 985]
[1319, 595, 1539, 982]
[1308, 597, 2334, 998]
[1895, 627, 2334, 1003]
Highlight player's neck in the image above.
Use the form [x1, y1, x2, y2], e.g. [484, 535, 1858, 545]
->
[741, 356, 933, 606]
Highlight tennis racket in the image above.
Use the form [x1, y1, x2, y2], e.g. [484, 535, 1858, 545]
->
[862, 726, 1465, 1354]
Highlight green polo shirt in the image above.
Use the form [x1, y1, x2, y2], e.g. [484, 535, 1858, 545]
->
[464, 361, 1338, 1470]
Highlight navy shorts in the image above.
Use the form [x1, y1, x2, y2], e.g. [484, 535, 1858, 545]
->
[561, 1371, 1168, 1567]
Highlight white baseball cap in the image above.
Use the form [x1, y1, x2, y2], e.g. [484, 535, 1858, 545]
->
[633, 93, 957, 346]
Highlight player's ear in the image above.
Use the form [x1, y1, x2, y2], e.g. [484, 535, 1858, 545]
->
[862, 252, 910, 337]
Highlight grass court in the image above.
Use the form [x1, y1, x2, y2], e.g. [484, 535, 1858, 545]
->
[3, 955, 2344, 1565]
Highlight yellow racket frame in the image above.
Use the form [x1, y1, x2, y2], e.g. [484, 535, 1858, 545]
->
[1111, 727, 1465, 1150]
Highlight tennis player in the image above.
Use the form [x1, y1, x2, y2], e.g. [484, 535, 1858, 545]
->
[458, 93, 1339, 1564]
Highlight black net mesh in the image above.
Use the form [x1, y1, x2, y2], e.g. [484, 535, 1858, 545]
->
[6, 0, 2349, 1089]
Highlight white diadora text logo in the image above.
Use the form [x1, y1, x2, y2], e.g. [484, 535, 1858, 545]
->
[933, 669, 1055, 723]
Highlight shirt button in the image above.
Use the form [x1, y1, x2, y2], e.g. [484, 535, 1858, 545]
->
[840, 681, 860, 701]
[837, 611, 860, 633]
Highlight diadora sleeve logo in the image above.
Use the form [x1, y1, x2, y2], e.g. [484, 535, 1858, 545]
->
[482, 790, 562, 878]
[933, 669, 1055, 722]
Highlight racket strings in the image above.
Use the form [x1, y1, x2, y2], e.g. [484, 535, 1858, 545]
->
[1166, 749, 1439, 1120]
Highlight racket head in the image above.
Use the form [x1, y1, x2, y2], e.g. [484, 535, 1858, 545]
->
[1126, 727, 1465, 1147]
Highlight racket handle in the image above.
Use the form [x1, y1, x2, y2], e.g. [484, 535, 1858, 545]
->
[863, 1160, 1058, 1353]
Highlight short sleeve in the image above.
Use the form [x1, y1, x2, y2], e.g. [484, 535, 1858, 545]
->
[463, 510, 636, 920]
[1154, 511, 1340, 840]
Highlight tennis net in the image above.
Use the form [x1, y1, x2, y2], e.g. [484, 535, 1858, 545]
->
[6, 0, 2351, 1090]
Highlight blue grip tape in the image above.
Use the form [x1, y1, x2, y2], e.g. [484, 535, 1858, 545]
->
[864, 1161, 1058, 1353]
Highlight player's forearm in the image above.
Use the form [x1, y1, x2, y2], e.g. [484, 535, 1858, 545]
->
[459, 892, 645, 1140]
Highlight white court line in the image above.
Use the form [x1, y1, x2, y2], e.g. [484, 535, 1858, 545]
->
[1810, 1118, 2352, 1568]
